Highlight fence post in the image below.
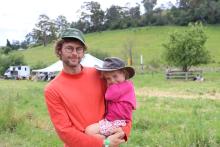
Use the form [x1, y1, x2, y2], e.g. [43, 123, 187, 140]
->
[185, 72, 188, 80]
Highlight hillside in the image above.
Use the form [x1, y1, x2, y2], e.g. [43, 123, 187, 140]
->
[14, 26, 220, 68]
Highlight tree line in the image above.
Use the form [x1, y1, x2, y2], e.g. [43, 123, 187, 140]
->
[1, 0, 220, 51]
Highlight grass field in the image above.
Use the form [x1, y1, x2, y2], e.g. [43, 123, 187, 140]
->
[13, 25, 220, 68]
[2, 25, 220, 146]
[0, 72, 219, 146]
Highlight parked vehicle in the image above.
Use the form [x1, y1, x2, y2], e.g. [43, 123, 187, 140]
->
[4, 66, 30, 79]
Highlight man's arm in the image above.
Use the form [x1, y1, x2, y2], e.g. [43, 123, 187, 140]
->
[44, 88, 103, 147]
[122, 120, 132, 141]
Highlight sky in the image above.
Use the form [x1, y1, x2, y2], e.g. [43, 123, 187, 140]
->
[0, 0, 176, 46]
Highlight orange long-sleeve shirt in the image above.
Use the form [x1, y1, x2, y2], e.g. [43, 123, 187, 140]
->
[44, 67, 131, 147]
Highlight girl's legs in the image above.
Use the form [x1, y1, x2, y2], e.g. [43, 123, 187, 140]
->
[85, 123, 106, 139]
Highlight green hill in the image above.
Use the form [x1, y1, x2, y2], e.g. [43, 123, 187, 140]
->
[14, 26, 220, 68]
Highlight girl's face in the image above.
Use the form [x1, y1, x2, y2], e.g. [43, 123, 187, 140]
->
[103, 70, 126, 86]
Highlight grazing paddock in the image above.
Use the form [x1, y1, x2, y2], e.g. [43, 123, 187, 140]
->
[0, 72, 219, 146]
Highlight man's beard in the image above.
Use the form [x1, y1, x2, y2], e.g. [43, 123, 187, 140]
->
[63, 57, 81, 68]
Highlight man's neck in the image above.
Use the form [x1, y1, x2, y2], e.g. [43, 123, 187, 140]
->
[63, 64, 82, 74]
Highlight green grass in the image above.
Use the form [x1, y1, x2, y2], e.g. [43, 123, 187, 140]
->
[134, 71, 220, 94]
[13, 25, 220, 67]
[0, 80, 61, 147]
[0, 72, 220, 146]
[2, 25, 220, 146]
[124, 97, 220, 147]
[14, 43, 57, 67]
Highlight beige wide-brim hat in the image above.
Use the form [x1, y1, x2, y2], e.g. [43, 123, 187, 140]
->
[95, 57, 135, 79]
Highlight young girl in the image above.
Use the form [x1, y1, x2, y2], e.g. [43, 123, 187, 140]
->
[85, 57, 136, 139]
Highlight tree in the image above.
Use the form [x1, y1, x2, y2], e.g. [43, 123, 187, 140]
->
[11, 40, 20, 50]
[129, 4, 141, 20]
[104, 4, 141, 30]
[163, 22, 210, 72]
[33, 14, 57, 46]
[6, 39, 12, 48]
[142, 0, 157, 13]
[0, 39, 19, 54]
[105, 5, 123, 29]
[141, 0, 158, 25]
[1, 46, 12, 54]
[80, 1, 104, 32]
[3, 39, 13, 54]
[89, 2, 104, 31]
[25, 32, 34, 45]
[35, 14, 51, 46]
[172, 0, 220, 25]
[124, 4, 141, 28]
[71, 19, 90, 33]
[20, 41, 28, 49]
[55, 15, 70, 37]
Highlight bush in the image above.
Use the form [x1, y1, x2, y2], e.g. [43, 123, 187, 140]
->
[0, 46, 12, 54]
[0, 53, 25, 75]
[163, 22, 210, 72]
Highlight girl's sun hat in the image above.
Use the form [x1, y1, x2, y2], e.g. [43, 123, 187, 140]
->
[95, 57, 135, 79]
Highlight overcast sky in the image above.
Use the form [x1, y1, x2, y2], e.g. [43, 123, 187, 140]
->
[0, 0, 176, 46]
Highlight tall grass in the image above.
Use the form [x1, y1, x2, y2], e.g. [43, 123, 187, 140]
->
[0, 96, 24, 133]
[0, 80, 61, 146]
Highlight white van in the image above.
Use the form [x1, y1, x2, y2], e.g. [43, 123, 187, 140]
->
[4, 66, 30, 79]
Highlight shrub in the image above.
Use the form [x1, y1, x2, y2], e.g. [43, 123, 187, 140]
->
[163, 22, 210, 71]
[0, 53, 25, 75]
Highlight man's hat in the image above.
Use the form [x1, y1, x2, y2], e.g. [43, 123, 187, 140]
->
[95, 57, 135, 79]
[61, 28, 86, 46]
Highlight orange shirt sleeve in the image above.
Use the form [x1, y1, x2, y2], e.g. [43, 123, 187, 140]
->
[45, 88, 103, 147]
[122, 120, 132, 141]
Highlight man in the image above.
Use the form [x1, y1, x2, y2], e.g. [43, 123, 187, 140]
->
[44, 28, 131, 147]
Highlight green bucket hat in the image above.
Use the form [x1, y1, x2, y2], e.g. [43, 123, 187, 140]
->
[61, 28, 86, 46]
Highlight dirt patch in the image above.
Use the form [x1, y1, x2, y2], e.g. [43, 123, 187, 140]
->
[136, 87, 220, 100]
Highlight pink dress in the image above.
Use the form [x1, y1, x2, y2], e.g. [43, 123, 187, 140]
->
[99, 80, 136, 136]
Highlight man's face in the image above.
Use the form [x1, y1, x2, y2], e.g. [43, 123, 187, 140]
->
[103, 70, 126, 86]
[60, 41, 85, 68]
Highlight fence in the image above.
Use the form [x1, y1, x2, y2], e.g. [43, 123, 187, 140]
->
[165, 70, 203, 80]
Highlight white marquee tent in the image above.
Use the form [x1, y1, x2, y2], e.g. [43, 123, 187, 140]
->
[32, 54, 104, 73]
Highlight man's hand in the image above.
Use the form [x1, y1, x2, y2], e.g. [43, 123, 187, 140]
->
[111, 127, 124, 139]
[107, 128, 125, 147]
